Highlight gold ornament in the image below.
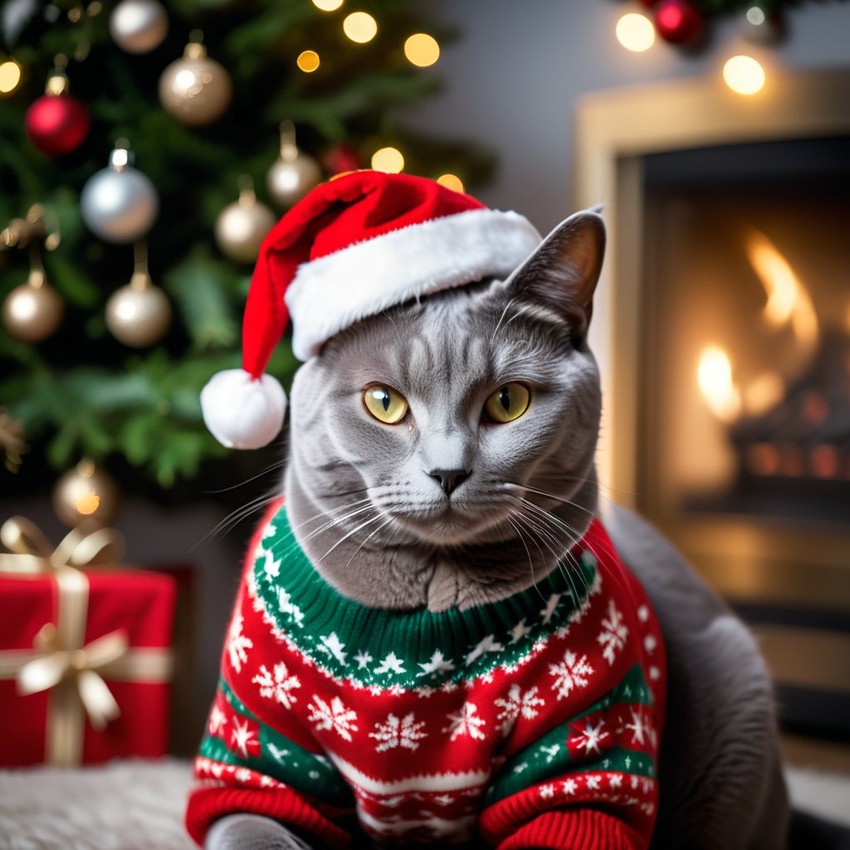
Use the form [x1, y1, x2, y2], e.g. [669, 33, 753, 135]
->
[215, 177, 276, 263]
[105, 269, 171, 348]
[2, 268, 64, 343]
[158, 33, 232, 127]
[52, 459, 121, 528]
[266, 121, 322, 208]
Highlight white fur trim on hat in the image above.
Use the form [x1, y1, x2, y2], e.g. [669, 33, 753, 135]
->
[285, 208, 541, 360]
[200, 369, 287, 449]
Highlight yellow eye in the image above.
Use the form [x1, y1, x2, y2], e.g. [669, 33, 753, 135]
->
[485, 383, 532, 423]
[363, 384, 409, 424]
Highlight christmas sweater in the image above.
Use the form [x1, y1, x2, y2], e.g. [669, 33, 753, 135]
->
[186, 501, 666, 850]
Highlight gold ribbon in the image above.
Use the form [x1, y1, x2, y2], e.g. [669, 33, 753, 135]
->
[0, 517, 173, 766]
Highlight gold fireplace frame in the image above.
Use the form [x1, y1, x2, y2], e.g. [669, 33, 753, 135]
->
[573, 68, 850, 614]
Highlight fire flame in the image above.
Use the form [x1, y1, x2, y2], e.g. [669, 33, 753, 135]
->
[698, 231, 819, 422]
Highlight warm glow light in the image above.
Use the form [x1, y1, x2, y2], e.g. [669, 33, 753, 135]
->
[436, 173, 464, 193]
[343, 12, 377, 44]
[76, 491, 101, 516]
[0, 59, 22, 95]
[697, 345, 741, 423]
[745, 231, 819, 354]
[615, 13, 655, 53]
[296, 50, 321, 72]
[312, 0, 343, 9]
[404, 33, 440, 67]
[723, 54, 766, 95]
[744, 371, 785, 417]
[371, 146, 404, 173]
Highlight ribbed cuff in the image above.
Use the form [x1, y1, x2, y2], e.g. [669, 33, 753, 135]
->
[497, 809, 644, 850]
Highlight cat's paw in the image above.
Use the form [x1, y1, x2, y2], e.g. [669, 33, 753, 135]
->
[206, 814, 316, 850]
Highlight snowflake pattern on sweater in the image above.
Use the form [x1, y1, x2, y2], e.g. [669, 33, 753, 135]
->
[186, 502, 666, 849]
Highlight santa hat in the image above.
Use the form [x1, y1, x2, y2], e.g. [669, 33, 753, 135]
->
[201, 170, 542, 449]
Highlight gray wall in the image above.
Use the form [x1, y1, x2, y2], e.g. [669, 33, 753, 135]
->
[405, 0, 850, 233]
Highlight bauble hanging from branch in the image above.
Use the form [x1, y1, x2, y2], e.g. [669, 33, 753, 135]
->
[24, 56, 90, 157]
[80, 142, 159, 244]
[266, 121, 323, 209]
[159, 31, 232, 127]
[109, 0, 169, 54]
[215, 177, 276, 264]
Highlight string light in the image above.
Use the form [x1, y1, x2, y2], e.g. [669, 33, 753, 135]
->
[436, 174, 464, 193]
[615, 13, 656, 53]
[0, 59, 22, 95]
[343, 12, 377, 44]
[371, 146, 404, 173]
[312, 0, 344, 10]
[404, 33, 440, 67]
[723, 54, 766, 95]
[296, 50, 321, 73]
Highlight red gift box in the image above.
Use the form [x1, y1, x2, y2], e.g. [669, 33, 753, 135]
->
[0, 518, 176, 767]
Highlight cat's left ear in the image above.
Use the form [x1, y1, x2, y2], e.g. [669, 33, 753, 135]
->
[507, 209, 605, 342]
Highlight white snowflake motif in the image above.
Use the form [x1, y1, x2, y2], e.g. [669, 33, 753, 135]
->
[573, 719, 609, 755]
[549, 650, 594, 700]
[562, 778, 578, 795]
[540, 593, 563, 625]
[230, 717, 257, 759]
[369, 712, 428, 752]
[277, 588, 305, 628]
[509, 619, 531, 643]
[208, 704, 227, 736]
[317, 632, 347, 666]
[354, 650, 373, 669]
[252, 662, 301, 709]
[610, 774, 624, 788]
[443, 702, 487, 742]
[227, 615, 253, 673]
[624, 707, 650, 746]
[597, 599, 629, 665]
[493, 684, 546, 735]
[261, 549, 282, 582]
[586, 775, 602, 791]
[541, 744, 561, 764]
[539, 784, 556, 799]
[418, 649, 456, 678]
[464, 635, 504, 666]
[307, 695, 359, 741]
[373, 651, 406, 677]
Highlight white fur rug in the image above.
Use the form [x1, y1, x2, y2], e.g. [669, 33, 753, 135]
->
[0, 759, 848, 849]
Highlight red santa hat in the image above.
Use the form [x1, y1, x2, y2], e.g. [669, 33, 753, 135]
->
[201, 170, 542, 449]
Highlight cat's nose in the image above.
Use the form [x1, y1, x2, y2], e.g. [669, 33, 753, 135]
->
[428, 468, 471, 496]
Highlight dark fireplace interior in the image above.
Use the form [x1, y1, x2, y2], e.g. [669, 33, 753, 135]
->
[636, 136, 850, 743]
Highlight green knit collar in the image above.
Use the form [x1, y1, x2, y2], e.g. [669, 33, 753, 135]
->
[250, 503, 599, 690]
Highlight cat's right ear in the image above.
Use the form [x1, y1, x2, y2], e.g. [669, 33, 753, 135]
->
[506, 209, 605, 343]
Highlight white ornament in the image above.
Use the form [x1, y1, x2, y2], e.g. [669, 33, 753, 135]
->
[109, 0, 168, 54]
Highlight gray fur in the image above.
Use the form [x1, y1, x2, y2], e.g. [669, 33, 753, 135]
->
[206, 210, 791, 850]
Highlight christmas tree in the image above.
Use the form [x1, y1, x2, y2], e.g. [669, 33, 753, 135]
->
[0, 0, 493, 518]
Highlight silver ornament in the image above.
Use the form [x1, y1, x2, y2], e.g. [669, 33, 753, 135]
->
[266, 121, 322, 208]
[109, 0, 169, 54]
[2, 269, 64, 343]
[215, 183, 276, 263]
[740, 5, 784, 45]
[105, 271, 171, 348]
[81, 146, 159, 244]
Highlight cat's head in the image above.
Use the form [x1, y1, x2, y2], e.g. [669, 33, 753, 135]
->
[284, 210, 605, 610]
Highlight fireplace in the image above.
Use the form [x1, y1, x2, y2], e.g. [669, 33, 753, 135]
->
[574, 69, 850, 750]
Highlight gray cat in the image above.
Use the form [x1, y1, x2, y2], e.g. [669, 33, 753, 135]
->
[198, 211, 794, 849]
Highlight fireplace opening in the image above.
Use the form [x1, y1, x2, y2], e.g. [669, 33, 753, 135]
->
[637, 136, 850, 741]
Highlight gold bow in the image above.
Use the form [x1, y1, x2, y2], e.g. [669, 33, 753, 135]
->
[0, 516, 172, 766]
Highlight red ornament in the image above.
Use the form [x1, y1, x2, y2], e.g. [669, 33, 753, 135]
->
[654, 0, 704, 45]
[25, 71, 90, 156]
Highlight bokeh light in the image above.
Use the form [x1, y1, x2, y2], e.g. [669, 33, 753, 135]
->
[296, 50, 321, 73]
[404, 33, 440, 67]
[371, 146, 404, 173]
[436, 173, 464, 193]
[312, 0, 344, 11]
[0, 59, 22, 95]
[723, 54, 766, 95]
[343, 12, 378, 44]
[615, 13, 656, 53]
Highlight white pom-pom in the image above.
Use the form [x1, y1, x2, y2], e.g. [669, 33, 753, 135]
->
[200, 369, 286, 449]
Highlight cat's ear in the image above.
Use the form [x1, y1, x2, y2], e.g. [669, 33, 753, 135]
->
[507, 209, 605, 341]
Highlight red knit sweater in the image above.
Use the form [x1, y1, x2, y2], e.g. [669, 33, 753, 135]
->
[186, 502, 666, 849]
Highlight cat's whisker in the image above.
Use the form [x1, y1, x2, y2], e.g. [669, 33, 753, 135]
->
[316, 511, 386, 565]
[194, 491, 280, 547]
[344, 516, 397, 570]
